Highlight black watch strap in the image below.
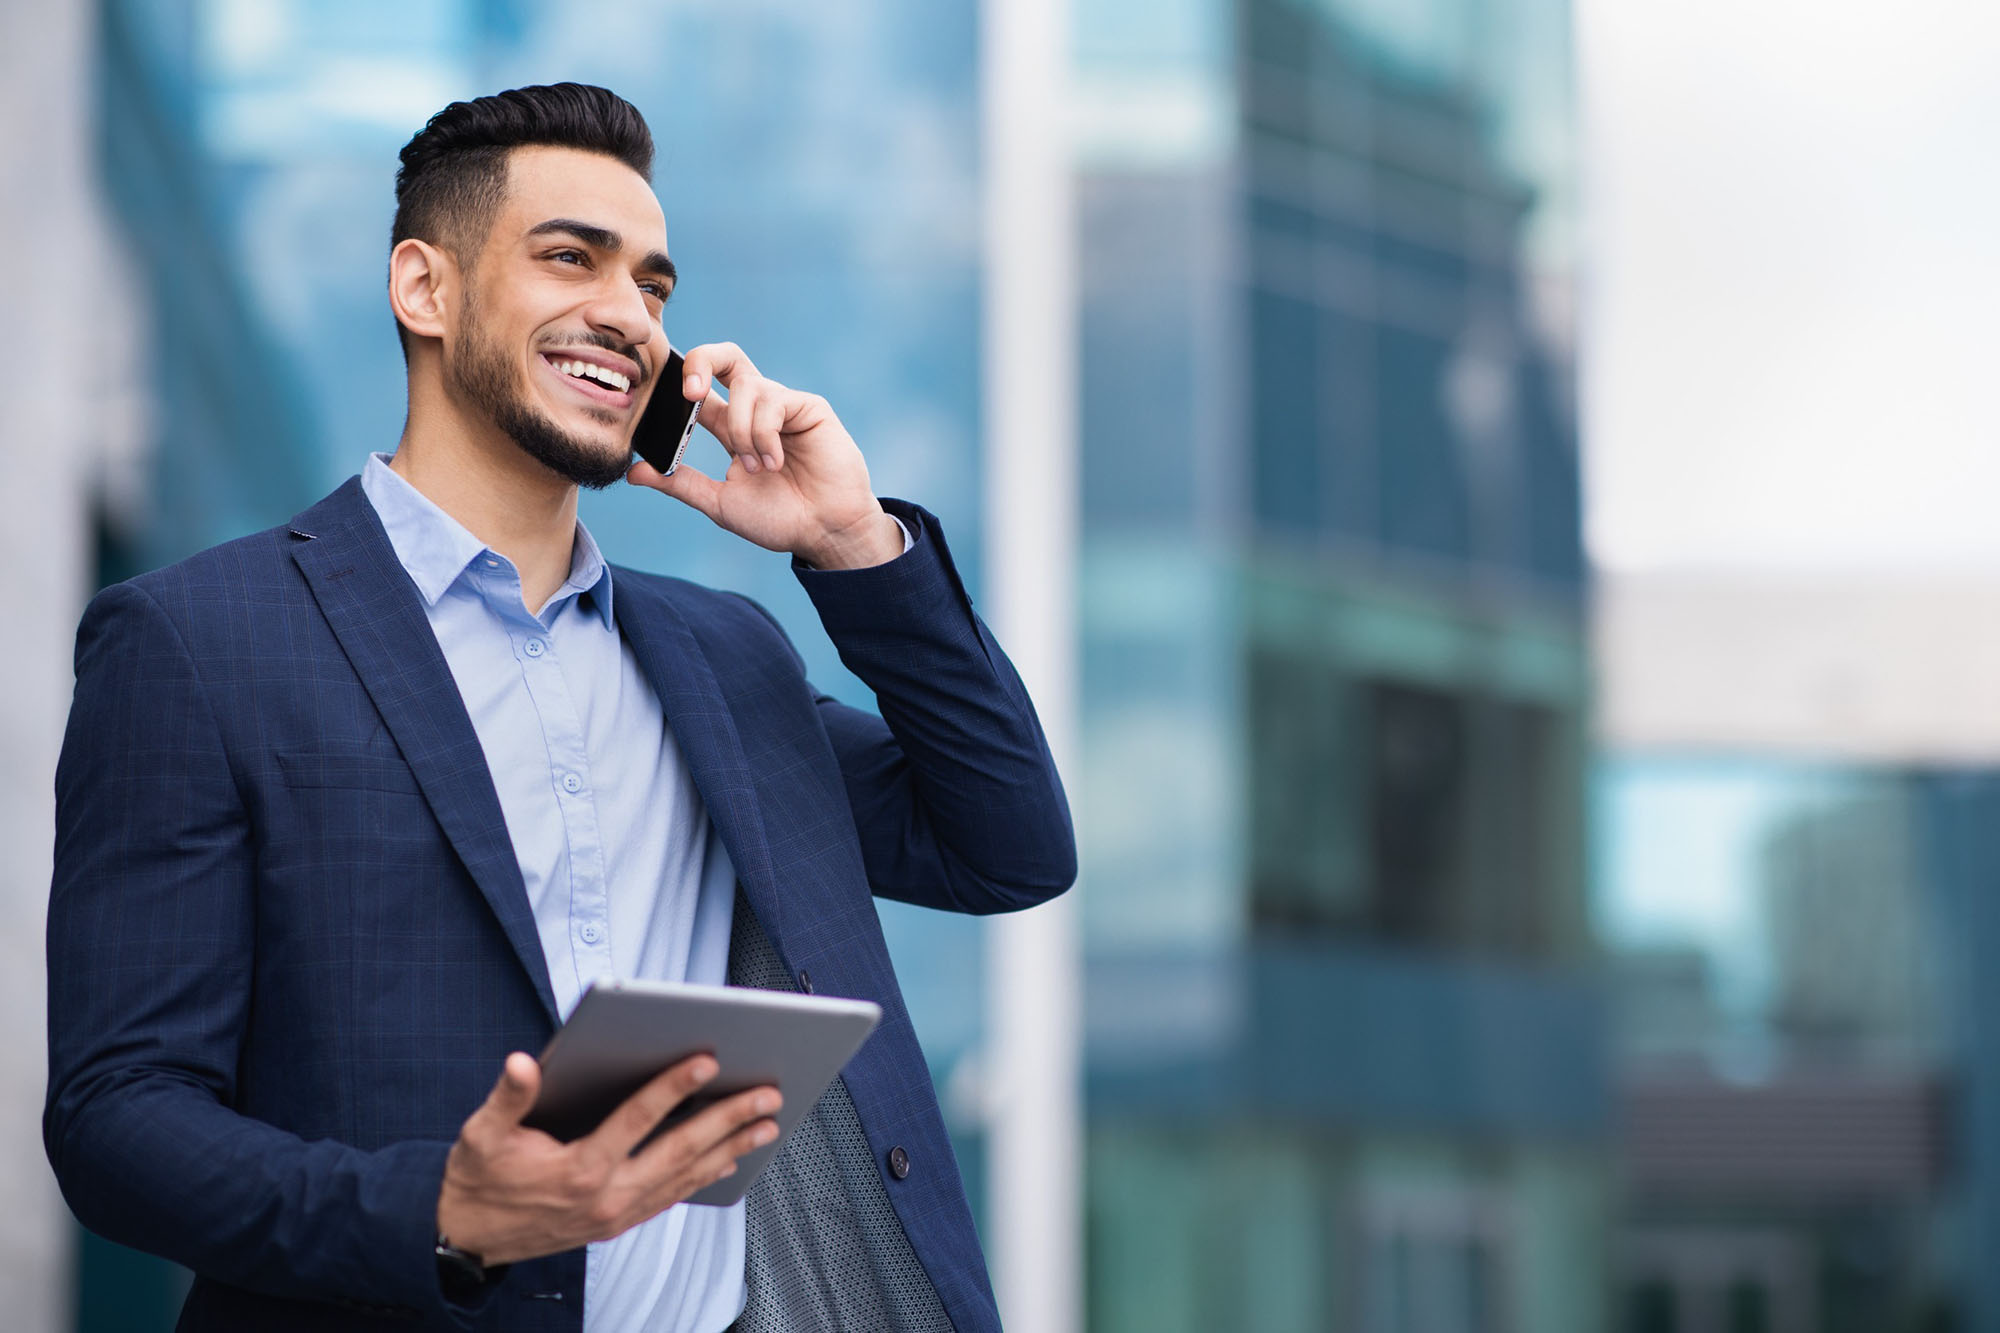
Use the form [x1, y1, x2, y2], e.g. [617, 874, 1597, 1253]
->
[435, 1233, 508, 1304]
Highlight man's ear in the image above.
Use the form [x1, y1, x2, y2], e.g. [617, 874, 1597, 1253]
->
[388, 238, 457, 345]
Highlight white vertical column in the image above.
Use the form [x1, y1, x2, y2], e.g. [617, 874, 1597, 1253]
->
[980, 0, 1082, 1329]
[0, 1, 133, 1330]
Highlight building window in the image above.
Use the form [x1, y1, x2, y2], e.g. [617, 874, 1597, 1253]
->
[1248, 646, 1566, 959]
[1359, 1186, 1508, 1333]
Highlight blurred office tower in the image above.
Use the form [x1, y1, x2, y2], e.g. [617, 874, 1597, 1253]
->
[1598, 575, 2000, 1332]
[1073, 0, 1602, 1328]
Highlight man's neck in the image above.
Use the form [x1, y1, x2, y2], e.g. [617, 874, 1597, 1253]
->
[391, 394, 581, 615]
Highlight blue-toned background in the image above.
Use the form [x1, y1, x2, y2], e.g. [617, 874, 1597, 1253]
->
[9, 0, 2000, 1331]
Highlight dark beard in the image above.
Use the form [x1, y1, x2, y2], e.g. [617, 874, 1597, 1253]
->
[449, 301, 634, 491]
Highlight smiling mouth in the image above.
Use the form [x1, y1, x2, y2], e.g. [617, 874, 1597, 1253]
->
[540, 353, 637, 408]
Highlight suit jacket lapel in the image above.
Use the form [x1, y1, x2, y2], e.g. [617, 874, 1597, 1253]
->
[288, 479, 561, 1026]
[612, 575, 789, 950]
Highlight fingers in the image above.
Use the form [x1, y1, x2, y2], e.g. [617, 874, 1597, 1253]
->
[725, 384, 758, 468]
[679, 342, 752, 400]
[680, 344, 794, 475]
[627, 458, 723, 522]
[589, 1054, 720, 1159]
[749, 394, 786, 472]
[444, 1055, 781, 1262]
[570, 1089, 779, 1244]
[477, 1052, 541, 1131]
[638, 1084, 781, 1165]
[704, 380, 792, 474]
[651, 1105, 782, 1197]
[623, 1085, 782, 1211]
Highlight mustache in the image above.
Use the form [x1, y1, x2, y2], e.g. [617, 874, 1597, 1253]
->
[540, 332, 649, 386]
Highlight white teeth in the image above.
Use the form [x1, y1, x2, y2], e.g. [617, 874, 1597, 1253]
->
[553, 357, 630, 394]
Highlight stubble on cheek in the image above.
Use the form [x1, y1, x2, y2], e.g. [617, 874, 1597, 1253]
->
[447, 296, 634, 490]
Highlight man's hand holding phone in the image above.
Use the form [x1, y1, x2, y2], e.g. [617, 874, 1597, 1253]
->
[434, 1051, 780, 1268]
[625, 341, 907, 571]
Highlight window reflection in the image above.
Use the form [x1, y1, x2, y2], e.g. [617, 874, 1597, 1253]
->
[1601, 758, 1968, 1332]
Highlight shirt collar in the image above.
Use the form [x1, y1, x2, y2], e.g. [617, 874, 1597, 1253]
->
[360, 452, 615, 627]
[560, 519, 616, 627]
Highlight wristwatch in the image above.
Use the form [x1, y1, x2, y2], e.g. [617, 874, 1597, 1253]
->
[435, 1233, 508, 1304]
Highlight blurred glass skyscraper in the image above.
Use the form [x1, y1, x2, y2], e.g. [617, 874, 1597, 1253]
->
[82, 0, 1595, 1328]
[1073, 0, 1597, 1328]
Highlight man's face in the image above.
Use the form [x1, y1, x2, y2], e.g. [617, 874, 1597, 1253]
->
[446, 144, 675, 489]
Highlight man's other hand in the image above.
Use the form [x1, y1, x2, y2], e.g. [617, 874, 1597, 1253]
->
[435, 1051, 780, 1267]
[625, 341, 906, 570]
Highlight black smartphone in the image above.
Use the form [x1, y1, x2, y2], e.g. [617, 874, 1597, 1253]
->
[631, 345, 702, 476]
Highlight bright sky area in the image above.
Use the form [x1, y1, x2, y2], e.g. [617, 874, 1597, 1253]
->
[1579, 0, 2000, 575]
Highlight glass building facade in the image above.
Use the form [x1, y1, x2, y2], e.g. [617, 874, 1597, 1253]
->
[1600, 756, 2000, 1333]
[1074, 0, 1598, 1328]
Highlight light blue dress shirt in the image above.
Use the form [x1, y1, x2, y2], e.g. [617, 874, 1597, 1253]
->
[361, 454, 746, 1333]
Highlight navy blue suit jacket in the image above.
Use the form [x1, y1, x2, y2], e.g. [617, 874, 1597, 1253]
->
[46, 479, 1074, 1331]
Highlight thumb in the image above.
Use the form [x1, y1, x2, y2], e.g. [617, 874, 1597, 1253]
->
[482, 1051, 541, 1128]
[628, 457, 723, 524]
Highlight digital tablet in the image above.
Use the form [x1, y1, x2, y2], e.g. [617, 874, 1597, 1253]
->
[521, 979, 882, 1207]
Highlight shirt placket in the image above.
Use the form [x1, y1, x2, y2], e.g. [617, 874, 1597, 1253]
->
[488, 566, 615, 997]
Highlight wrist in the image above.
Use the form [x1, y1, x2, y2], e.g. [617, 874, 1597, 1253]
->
[436, 1167, 493, 1262]
[799, 507, 904, 570]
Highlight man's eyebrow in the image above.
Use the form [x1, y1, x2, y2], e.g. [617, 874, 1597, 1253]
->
[526, 218, 676, 286]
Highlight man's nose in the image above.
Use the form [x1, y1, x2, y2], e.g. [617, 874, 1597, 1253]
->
[581, 276, 652, 348]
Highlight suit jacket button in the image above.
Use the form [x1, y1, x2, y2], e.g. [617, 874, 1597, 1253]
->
[887, 1146, 910, 1180]
[798, 970, 813, 994]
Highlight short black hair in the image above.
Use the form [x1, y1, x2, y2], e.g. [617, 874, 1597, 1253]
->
[390, 83, 654, 355]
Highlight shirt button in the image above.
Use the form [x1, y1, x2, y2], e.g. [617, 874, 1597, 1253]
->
[798, 970, 813, 995]
[525, 638, 546, 658]
[579, 922, 602, 944]
[560, 773, 583, 794]
[887, 1146, 910, 1180]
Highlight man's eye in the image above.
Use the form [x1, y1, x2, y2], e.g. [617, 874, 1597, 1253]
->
[550, 249, 587, 266]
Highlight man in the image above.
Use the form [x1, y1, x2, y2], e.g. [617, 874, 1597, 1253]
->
[45, 83, 1073, 1332]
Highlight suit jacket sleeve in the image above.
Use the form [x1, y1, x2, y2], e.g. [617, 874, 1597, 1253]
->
[46, 581, 473, 1327]
[789, 499, 1077, 914]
